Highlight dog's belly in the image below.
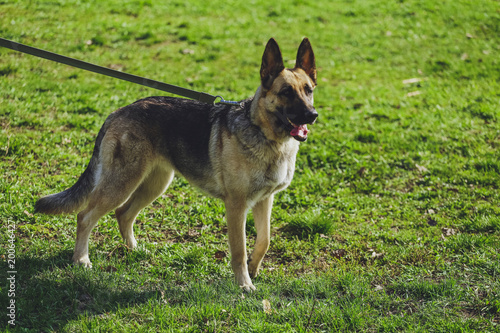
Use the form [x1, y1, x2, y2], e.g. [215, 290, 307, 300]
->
[184, 174, 226, 199]
[174, 152, 296, 205]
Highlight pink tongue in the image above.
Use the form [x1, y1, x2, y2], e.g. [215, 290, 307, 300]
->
[290, 124, 308, 139]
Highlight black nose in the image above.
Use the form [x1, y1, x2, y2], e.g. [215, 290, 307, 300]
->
[305, 109, 318, 124]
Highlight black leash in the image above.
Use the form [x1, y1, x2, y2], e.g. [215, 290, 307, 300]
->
[0, 37, 241, 106]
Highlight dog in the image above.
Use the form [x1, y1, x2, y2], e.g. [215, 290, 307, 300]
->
[35, 38, 318, 291]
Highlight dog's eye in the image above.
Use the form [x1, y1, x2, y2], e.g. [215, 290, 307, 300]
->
[304, 85, 313, 95]
[280, 87, 294, 99]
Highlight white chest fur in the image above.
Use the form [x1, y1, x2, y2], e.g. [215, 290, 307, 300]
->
[247, 139, 299, 204]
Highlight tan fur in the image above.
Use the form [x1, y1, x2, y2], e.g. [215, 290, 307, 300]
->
[35, 38, 318, 291]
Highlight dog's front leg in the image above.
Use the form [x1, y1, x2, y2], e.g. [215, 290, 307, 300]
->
[225, 197, 255, 291]
[248, 194, 273, 278]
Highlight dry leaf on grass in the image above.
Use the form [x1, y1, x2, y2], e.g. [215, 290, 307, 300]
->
[332, 249, 347, 259]
[262, 299, 272, 314]
[407, 91, 422, 97]
[214, 250, 227, 261]
[402, 77, 427, 84]
[442, 227, 456, 237]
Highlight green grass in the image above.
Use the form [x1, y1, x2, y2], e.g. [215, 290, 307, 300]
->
[1, 0, 499, 331]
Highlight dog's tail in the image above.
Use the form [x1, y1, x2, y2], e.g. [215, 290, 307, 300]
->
[34, 121, 109, 215]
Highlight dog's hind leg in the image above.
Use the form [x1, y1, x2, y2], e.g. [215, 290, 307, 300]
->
[73, 201, 111, 267]
[73, 171, 146, 267]
[72, 133, 152, 267]
[248, 194, 273, 278]
[115, 166, 174, 249]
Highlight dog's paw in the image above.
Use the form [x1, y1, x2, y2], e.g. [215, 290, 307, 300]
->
[235, 270, 256, 291]
[125, 237, 137, 250]
[129, 243, 150, 254]
[248, 255, 265, 279]
[72, 256, 92, 268]
[240, 283, 257, 292]
[248, 261, 261, 279]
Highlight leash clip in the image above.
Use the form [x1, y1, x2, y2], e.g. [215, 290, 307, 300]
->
[214, 96, 244, 108]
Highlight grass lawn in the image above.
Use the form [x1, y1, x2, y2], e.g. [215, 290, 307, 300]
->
[1, 0, 499, 331]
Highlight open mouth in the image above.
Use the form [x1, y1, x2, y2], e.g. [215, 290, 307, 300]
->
[288, 118, 309, 142]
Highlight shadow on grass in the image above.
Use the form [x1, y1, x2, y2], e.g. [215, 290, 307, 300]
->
[3, 250, 200, 331]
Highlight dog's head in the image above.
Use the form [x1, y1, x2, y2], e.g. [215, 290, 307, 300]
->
[259, 38, 317, 142]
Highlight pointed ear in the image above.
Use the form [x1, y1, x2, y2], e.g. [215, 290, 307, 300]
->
[260, 38, 285, 89]
[295, 38, 316, 84]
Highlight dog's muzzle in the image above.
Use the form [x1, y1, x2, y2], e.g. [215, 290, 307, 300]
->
[275, 107, 318, 142]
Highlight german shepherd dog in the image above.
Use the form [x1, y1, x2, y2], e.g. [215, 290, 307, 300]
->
[35, 38, 318, 291]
